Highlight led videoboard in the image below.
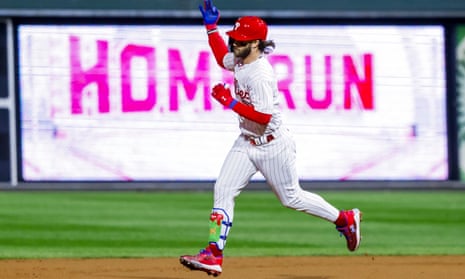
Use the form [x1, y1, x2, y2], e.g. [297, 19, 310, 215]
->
[17, 24, 448, 181]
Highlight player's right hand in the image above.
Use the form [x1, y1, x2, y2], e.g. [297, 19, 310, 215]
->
[199, 0, 220, 25]
[212, 83, 235, 108]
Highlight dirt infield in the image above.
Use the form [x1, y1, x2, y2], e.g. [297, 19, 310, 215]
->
[1, 256, 464, 279]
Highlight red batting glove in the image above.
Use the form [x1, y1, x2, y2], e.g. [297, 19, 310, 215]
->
[212, 84, 237, 108]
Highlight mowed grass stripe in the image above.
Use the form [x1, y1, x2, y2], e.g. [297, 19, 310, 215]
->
[0, 190, 464, 258]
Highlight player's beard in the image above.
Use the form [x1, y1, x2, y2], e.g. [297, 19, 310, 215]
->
[233, 45, 252, 60]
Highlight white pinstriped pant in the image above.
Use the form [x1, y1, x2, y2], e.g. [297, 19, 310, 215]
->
[212, 127, 340, 249]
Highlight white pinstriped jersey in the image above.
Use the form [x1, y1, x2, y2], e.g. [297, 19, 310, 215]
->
[212, 51, 340, 247]
[223, 52, 282, 137]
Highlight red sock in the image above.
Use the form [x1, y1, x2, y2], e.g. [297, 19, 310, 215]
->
[334, 211, 347, 227]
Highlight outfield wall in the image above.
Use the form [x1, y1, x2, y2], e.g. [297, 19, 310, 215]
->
[1, 4, 465, 189]
[0, 0, 464, 17]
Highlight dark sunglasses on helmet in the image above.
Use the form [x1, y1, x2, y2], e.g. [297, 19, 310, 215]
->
[228, 38, 253, 47]
[234, 40, 252, 47]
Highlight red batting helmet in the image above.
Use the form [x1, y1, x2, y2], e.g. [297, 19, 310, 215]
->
[226, 16, 268, 41]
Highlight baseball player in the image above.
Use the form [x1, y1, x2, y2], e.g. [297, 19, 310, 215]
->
[180, 0, 362, 276]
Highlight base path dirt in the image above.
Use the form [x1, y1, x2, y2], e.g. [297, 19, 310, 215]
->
[0, 256, 464, 279]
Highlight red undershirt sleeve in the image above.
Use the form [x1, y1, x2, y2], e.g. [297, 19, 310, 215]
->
[229, 100, 272, 125]
[206, 27, 228, 69]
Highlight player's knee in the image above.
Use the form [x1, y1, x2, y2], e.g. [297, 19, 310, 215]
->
[280, 195, 301, 210]
[214, 181, 242, 198]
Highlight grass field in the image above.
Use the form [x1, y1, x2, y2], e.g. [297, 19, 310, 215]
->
[0, 190, 464, 259]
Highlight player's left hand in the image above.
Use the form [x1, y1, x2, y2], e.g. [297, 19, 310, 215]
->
[212, 83, 234, 107]
[199, 0, 220, 25]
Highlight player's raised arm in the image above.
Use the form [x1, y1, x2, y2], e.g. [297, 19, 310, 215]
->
[199, 0, 228, 69]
